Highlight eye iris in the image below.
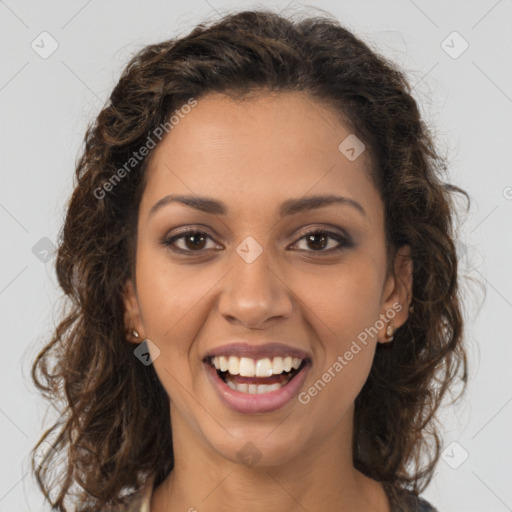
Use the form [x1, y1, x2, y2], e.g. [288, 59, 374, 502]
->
[307, 233, 327, 250]
[185, 232, 207, 250]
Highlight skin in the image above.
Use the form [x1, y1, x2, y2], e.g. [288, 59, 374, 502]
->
[123, 91, 412, 512]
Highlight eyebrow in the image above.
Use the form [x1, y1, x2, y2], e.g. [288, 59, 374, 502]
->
[148, 193, 367, 219]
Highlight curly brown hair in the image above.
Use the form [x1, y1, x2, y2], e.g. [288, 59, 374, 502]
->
[31, 8, 469, 511]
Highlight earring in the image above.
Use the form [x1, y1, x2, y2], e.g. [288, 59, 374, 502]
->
[131, 329, 140, 340]
[385, 323, 394, 341]
[407, 294, 414, 314]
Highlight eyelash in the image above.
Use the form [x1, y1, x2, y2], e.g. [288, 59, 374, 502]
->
[161, 227, 352, 256]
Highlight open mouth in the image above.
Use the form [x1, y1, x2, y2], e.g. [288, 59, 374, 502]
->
[206, 356, 309, 394]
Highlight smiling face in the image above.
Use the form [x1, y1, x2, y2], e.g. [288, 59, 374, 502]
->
[123, 90, 412, 469]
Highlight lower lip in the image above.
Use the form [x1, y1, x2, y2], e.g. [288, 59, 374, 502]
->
[204, 361, 310, 414]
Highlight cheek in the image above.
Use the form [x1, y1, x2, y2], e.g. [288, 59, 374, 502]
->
[134, 254, 217, 409]
[292, 259, 383, 402]
[134, 247, 212, 376]
[293, 256, 384, 344]
[135, 242, 212, 336]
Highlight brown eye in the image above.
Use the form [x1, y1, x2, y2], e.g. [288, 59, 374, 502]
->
[182, 232, 207, 250]
[162, 230, 221, 254]
[293, 229, 352, 253]
[305, 232, 329, 250]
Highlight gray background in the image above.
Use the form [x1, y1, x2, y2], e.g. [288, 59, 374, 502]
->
[1, 1, 511, 511]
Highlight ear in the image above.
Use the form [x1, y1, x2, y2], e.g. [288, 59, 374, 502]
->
[378, 244, 413, 344]
[122, 279, 145, 344]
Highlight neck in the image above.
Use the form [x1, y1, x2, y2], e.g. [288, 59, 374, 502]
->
[150, 403, 389, 512]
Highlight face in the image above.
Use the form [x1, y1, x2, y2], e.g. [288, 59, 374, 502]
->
[123, 91, 412, 468]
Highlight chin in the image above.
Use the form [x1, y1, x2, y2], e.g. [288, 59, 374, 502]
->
[207, 425, 307, 469]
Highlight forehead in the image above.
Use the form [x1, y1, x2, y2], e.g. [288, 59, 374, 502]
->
[140, 91, 380, 222]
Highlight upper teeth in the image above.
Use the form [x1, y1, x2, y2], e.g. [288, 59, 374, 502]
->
[211, 356, 302, 377]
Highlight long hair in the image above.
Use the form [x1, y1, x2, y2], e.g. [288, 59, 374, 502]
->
[31, 8, 469, 511]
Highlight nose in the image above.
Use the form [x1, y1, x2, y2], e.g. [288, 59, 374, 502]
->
[217, 243, 293, 329]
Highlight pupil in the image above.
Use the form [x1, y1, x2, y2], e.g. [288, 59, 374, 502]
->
[186, 232, 206, 250]
[308, 233, 326, 250]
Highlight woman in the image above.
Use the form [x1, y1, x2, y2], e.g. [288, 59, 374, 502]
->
[32, 8, 469, 512]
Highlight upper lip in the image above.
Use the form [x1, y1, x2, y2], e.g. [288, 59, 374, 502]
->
[203, 342, 312, 362]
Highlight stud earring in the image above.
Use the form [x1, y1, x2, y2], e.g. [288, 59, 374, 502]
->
[385, 323, 394, 342]
[131, 329, 140, 340]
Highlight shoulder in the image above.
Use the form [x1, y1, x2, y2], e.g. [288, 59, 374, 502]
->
[382, 482, 439, 512]
[417, 495, 439, 512]
[117, 491, 149, 512]
[399, 493, 439, 512]
[102, 475, 154, 512]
